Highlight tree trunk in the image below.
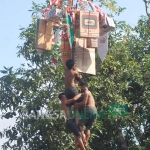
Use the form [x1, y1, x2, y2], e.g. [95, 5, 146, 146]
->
[116, 119, 128, 150]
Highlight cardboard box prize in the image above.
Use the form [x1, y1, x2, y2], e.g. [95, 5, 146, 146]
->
[75, 38, 87, 49]
[100, 16, 115, 35]
[75, 48, 96, 75]
[87, 38, 98, 48]
[75, 11, 99, 38]
[36, 19, 53, 50]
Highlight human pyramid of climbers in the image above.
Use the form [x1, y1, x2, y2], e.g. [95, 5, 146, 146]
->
[35, 0, 115, 149]
[59, 59, 97, 150]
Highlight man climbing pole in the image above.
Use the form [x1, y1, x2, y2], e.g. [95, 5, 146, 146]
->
[74, 81, 97, 148]
[64, 59, 82, 103]
[64, 59, 86, 149]
[64, 59, 84, 126]
[58, 93, 86, 150]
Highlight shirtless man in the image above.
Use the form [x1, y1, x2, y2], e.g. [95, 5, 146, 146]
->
[58, 93, 86, 150]
[74, 81, 97, 148]
[64, 59, 82, 104]
[64, 59, 83, 127]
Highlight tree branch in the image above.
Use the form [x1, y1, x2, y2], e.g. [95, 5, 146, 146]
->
[143, 0, 150, 26]
[143, 0, 150, 17]
[128, 119, 143, 138]
[143, 0, 150, 25]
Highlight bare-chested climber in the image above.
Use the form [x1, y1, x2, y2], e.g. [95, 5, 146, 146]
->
[58, 93, 86, 150]
[64, 59, 83, 126]
[64, 59, 82, 104]
[74, 81, 97, 148]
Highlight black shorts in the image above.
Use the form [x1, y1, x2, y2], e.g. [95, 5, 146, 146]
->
[65, 86, 78, 99]
[65, 86, 78, 106]
[79, 107, 97, 129]
[66, 119, 81, 137]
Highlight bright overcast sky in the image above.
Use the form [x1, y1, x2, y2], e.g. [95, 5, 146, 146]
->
[0, 0, 146, 147]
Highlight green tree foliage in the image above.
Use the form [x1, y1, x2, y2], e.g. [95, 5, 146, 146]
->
[0, 0, 150, 150]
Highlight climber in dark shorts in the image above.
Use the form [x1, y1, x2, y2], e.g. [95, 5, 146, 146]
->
[74, 81, 97, 148]
[64, 59, 82, 106]
[64, 59, 83, 126]
[58, 92, 86, 150]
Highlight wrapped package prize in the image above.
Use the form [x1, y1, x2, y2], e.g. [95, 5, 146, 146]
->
[47, 8, 62, 21]
[87, 38, 98, 48]
[100, 16, 115, 35]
